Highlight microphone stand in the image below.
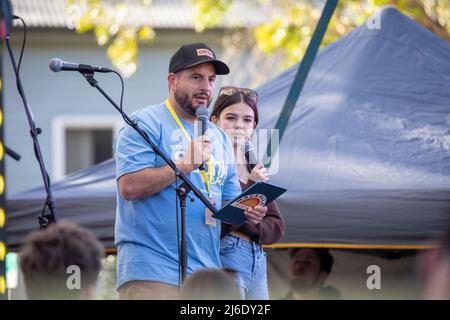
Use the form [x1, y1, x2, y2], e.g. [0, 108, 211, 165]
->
[79, 71, 217, 284]
[5, 145, 21, 161]
[4, 37, 58, 228]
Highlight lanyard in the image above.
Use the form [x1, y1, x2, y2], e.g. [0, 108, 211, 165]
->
[165, 99, 212, 195]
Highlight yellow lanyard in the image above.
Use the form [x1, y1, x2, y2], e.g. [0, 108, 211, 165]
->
[165, 99, 212, 195]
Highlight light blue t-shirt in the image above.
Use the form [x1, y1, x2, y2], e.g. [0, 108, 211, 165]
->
[115, 102, 241, 289]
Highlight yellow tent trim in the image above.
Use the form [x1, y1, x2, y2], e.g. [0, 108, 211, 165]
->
[104, 243, 435, 254]
[106, 248, 118, 254]
[263, 243, 435, 250]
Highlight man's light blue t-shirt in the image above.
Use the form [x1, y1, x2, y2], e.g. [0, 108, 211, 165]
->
[115, 102, 241, 289]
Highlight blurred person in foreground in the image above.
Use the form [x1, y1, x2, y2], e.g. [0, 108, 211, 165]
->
[417, 225, 450, 300]
[179, 268, 241, 300]
[20, 221, 104, 300]
[283, 248, 341, 300]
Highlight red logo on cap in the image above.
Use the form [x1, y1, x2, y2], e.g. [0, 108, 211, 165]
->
[196, 48, 214, 59]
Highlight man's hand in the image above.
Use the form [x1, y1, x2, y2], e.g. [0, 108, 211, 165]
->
[177, 135, 211, 173]
[244, 205, 267, 225]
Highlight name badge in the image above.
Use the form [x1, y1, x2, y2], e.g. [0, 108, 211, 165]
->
[205, 199, 217, 226]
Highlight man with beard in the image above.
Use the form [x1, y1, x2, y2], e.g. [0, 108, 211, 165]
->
[114, 43, 244, 299]
[283, 248, 341, 300]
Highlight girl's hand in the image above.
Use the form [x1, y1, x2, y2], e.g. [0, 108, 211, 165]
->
[244, 205, 267, 225]
[248, 162, 269, 183]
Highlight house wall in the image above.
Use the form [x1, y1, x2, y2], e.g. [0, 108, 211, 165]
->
[3, 28, 227, 195]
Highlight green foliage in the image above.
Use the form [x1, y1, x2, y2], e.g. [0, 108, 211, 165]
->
[254, 1, 319, 67]
[192, 0, 450, 68]
[189, 0, 232, 32]
[66, 0, 450, 77]
[66, 0, 155, 77]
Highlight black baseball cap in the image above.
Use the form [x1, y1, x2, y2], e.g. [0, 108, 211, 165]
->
[169, 43, 230, 75]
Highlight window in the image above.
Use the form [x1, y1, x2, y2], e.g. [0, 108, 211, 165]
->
[52, 116, 122, 179]
[65, 129, 113, 175]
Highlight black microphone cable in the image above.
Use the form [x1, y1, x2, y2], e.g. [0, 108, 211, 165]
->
[4, 15, 59, 227]
[109, 69, 137, 131]
[6, 15, 26, 99]
[175, 171, 181, 288]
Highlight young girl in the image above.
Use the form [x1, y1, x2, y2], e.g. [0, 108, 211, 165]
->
[210, 86, 285, 300]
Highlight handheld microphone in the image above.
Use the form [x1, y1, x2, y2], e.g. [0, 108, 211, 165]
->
[241, 141, 259, 170]
[49, 58, 113, 73]
[195, 106, 209, 171]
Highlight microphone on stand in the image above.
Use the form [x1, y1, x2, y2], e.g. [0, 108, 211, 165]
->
[49, 58, 113, 73]
[195, 106, 209, 171]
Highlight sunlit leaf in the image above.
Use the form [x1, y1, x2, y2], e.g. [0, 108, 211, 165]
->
[138, 26, 155, 42]
[66, 0, 450, 78]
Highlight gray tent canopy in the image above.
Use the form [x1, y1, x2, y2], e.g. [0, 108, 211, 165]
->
[7, 7, 450, 250]
[7, 159, 117, 249]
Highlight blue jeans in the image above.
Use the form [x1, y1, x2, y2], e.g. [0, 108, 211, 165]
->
[220, 234, 269, 300]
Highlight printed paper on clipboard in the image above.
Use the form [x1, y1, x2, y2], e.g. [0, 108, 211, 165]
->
[213, 182, 287, 225]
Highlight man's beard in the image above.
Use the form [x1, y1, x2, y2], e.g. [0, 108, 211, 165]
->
[174, 88, 210, 116]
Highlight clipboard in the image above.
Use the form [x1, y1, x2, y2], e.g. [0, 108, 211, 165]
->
[213, 182, 287, 225]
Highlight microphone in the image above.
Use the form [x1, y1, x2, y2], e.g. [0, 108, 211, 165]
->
[241, 141, 259, 170]
[49, 58, 113, 73]
[195, 106, 209, 171]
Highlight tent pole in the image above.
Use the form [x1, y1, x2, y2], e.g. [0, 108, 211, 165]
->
[264, 0, 338, 167]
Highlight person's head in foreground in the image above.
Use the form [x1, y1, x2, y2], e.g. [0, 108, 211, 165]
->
[288, 248, 340, 300]
[20, 221, 104, 300]
[179, 268, 241, 300]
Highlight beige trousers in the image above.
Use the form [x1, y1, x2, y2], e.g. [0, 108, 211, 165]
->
[118, 280, 179, 300]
